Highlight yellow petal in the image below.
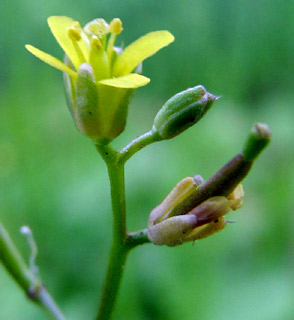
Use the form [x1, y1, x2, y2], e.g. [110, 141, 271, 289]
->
[99, 73, 150, 88]
[47, 16, 89, 70]
[113, 31, 174, 77]
[25, 45, 77, 77]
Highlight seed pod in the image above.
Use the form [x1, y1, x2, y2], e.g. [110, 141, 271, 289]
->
[153, 85, 217, 140]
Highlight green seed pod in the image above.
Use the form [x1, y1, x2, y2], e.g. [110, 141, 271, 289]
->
[153, 85, 217, 140]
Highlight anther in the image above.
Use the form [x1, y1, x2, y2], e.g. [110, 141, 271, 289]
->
[67, 27, 81, 41]
[90, 35, 103, 50]
[109, 18, 123, 35]
[67, 27, 86, 64]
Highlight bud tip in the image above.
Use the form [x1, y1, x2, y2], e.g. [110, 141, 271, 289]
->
[243, 123, 271, 161]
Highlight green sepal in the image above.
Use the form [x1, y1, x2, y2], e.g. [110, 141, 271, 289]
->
[97, 85, 134, 143]
[63, 55, 77, 118]
[153, 85, 216, 140]
[75, 63, 102, 139]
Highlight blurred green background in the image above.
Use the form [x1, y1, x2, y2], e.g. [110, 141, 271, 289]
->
[0, 0, 293, 319]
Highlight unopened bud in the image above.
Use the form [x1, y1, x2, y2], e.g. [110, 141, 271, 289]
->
[153, 85, 217, 140]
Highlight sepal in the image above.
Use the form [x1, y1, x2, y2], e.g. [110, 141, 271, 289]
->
[75, 63, 101, 139]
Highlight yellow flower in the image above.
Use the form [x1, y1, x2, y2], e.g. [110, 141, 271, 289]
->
[26, 16, 174, 144]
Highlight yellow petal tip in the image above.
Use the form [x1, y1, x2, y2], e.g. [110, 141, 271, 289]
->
[99, 73, 150, 88]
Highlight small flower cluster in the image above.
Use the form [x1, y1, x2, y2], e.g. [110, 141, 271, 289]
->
[147, 175, 244, 247]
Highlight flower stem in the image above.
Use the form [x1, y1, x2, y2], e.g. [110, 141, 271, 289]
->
[95, 145, 128, 320]
[119, 128, 161, 164]
[125, 229, 150, 248]
[96, 140, 154, 320]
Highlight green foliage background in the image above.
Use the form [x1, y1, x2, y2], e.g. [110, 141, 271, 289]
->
[0, 0, 293, 319]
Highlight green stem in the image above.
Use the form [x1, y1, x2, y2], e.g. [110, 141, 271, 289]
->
[95, 139, 155, 320]
[0, 223, 65, 320]
[125, 229, 150, 249]
[95, 145, 128, 320]
[119, 128, 161, 165]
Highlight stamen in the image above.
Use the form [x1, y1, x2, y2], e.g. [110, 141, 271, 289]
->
[107, 19, 123, 62]
[91, 35, 103, 50]
[109, 18, 123, 35]
[67, 27, 86, 64]
[68, 27, 81, 41]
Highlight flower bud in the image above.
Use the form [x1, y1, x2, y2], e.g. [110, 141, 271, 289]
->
[153, 85, 217, 140]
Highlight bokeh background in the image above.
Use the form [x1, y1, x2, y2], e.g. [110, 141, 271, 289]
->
[0, 0, 293, 319]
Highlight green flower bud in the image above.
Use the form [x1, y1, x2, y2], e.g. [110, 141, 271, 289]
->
[153, 85, 217, 140]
